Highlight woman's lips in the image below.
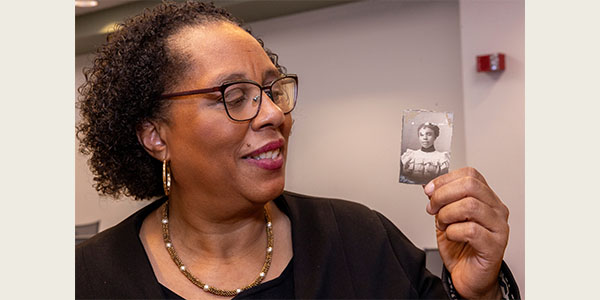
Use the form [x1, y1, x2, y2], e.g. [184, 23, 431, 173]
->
[244, 140, 284, 157]
[245, 151, 284, 170]
[242, 139, 285, 170]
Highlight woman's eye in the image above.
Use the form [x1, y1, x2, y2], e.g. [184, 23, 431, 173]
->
[270, 89, 285, 103]
[225, 95, 247, 108]
[224, 89, 247, 107]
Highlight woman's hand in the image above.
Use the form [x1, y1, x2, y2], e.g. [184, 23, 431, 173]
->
[424, 167, 509, 299]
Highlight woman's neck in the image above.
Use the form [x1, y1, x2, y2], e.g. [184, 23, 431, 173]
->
[166, 192, 269, 261]
[139, 191, 293, 298]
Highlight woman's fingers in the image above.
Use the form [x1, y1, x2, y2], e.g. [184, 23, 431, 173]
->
[435, 196, 508, 234]
[425, 167, 488, 194]
[443, 221, 507, 259]
[425, 167, 507, 217]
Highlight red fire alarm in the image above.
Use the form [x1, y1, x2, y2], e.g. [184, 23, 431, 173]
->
[476, 53, 505, 72]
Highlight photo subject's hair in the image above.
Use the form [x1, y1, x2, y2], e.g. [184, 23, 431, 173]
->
[418, 122, 440, 138]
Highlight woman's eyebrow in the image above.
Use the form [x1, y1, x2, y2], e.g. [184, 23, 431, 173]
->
[212, 68, 281, 85]
[263, 69, 281, 79]
[213, 73, 246, 85]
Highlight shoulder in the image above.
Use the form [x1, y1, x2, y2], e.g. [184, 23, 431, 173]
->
[75, 215, 136, 298]
[281, 191, 419, 266]
[76, 199, 160, 260]
[76, 198, 165, 298]
[433, 150, 450, 161]
[281, 190, 367, 210]
[401, 148, 416, 158]
[281, 191, 381, 226]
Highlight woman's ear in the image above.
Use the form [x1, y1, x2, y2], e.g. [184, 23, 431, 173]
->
[136, 121, 169, 161]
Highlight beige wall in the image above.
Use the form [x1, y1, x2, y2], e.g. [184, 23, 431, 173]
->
[76, 0, 523, 295]
[459, 0, 524, 296]
[250, 0, 466, 248]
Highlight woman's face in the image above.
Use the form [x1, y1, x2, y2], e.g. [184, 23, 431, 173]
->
[418, 127, 437, 149]
[162, 22, 292, 205]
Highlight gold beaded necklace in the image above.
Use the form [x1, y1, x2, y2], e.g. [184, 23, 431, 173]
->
[160, 201, 274, 296]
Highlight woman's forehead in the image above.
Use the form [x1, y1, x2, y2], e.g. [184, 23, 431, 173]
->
[169, 23, 264, 64]
[168, 22, 276, 85]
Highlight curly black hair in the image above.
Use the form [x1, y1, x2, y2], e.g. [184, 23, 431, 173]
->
[76, 1, 286, 200]
[417, 122, 440, 138]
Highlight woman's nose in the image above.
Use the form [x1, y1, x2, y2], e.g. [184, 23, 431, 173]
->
[250, 90, 285, 130]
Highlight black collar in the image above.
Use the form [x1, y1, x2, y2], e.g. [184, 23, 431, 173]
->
[421, 146, 436, 152]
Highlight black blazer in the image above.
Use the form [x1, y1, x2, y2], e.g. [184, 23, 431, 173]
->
[76, 191, 519, 299]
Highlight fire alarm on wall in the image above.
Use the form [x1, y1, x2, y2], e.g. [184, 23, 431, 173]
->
[477, 53, 505, 72]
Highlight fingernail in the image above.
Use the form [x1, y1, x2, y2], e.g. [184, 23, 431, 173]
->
[424, 182, 434, 196]
[426, 202, 432, 214]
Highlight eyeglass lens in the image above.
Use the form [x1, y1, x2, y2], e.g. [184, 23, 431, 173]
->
[223, 77, 297, 121]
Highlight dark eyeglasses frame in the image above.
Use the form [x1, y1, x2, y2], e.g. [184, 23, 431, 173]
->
[160, 74, 298, 121]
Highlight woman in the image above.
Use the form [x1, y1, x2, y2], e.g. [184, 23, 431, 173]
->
[400, 122, 450, 184]
[76, 1, 519, 299]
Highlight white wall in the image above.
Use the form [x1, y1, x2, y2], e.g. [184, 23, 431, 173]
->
[76, 0, 523, 295]
[459, 0, 524, 297]
[250, 0, 466, 249]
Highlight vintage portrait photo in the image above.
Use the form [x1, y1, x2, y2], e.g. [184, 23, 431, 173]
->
[399, 109, 454, 185]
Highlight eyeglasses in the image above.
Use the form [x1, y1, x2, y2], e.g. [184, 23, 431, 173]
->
[160, 74, 298, 121]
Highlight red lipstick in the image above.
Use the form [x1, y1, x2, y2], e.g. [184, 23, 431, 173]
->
[243, 139, 285, 170]
[245, 139, 284, 157]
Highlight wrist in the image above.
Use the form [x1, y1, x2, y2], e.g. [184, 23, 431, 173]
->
[477, 283, 502, 300]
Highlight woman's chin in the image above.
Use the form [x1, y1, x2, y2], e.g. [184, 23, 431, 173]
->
[243, 179, 285, 204]
[261, 182, 285, 200]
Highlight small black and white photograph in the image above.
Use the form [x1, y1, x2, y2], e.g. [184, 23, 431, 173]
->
[399, 109, 454, 185]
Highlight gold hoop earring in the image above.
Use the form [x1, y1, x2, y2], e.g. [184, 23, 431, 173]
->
[162, 159, 171, 196]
